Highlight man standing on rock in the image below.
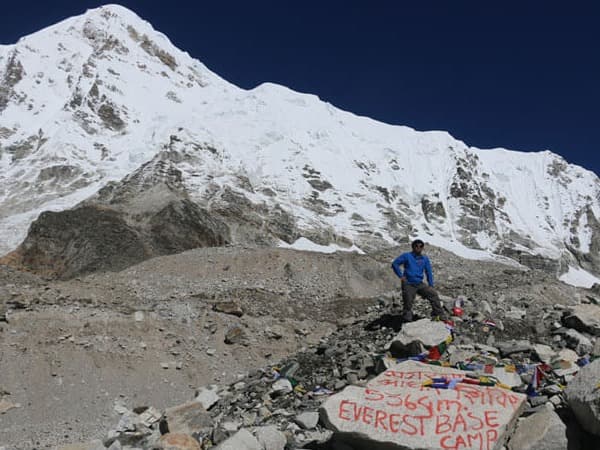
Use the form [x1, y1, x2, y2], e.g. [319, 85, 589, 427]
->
[391, 239, 447, 322]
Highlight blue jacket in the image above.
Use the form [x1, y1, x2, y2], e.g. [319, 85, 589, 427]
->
[391, 252, 434, 286]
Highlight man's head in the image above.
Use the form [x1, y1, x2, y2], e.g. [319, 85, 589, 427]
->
[411, 239, 425, 255]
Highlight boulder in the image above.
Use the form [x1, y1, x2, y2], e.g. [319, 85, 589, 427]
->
[194, 385, 220, 410]
[532, 344, 555, 363]
[271, 378, 293, 396]
[320, 360, 526, 450]
[0, 196, 230, 279]
[158, 433, 202, 450]
[163, 401, 212, 436]
[391, 319, 451, 348]
[254, 425, 287, 450]
[508, 404, 567, 450]
[0, 399, 19, 414]
[565, 358, 600, 435]
[295, 411, 320, 430]
[563, 328, 593, 355]
[555, 348, 579, 363]
[224, 326, 245, 345]
[496, 340, 533, 357]
[563, 304, 600, 336]
[213, 428, 261, 450]
[213, 301, 244, 317]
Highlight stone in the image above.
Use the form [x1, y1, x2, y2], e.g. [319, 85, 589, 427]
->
[242, 411, 257, 427]
[447, 346, 479, 366]
[320, 360, 527, 450]
[474, 343, 500, 354]
[233, 381, 246, 390]
[555, 348, 579, 363]
[0, 399, 19, 414]
[593, 338, 600, 357]
[532, 344, 555, 363]
[295, 411, 320, 429]
[549, 395, 562, 407]
[134, 311, 144, 322]
[213, 428, 261, 450]
[158, 433, 201, 450]
[563, 304, 600, 336]
[481, 300, 493, 316]
[213, 301, 244, 317]
[334, 380, 347, 390]
[115, 412, 137, 432]
[391, 319, 451, 348]
[563, 328, 593, 355]
[297, 429, 333, 446]
[163, 401, 212, 436]
[528, 395, 549, 407]
[139, 406, 162, 427]
[542, 384, 563, 396]
[508, 404, 568, 450]
[505, 307, 526, 320]
[346, 373, 359, 385]
[265, 325, 285, 339]
[224, 326, 245, 344]
[271, 378, 293, 396]
[497, 340, 533, 357]
[195, 385, 220, 410]
[254, 425, 287, 450]
[279, 361, 301, 378]
[565, 358, 600, 435]
[222, 421, 240, 432]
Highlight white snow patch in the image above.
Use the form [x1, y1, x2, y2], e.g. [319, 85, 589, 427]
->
[559, 266, 600, 288]
[278, 238, 365, 254]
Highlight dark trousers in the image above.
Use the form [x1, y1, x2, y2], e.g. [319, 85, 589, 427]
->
[402, 282, 445, 319]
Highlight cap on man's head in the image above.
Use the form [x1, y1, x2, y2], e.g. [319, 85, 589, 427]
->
[411, 239, 425, 248]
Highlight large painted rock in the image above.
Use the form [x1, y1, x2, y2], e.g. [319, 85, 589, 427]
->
[320, 360, 527, 450]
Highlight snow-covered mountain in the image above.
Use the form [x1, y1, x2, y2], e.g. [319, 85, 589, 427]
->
[1, 4, 599, 285]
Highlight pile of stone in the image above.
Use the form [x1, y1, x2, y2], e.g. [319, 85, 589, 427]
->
[57, 297, 600, 450]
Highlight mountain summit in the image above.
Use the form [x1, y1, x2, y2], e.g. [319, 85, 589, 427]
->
[1, 4, 599, 284]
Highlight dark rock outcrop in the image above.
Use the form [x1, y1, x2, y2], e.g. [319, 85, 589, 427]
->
[1, 206, 146, 278]
[1, 200, 230, 279]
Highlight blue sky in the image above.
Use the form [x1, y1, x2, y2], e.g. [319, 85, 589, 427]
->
[2, 1, 599, 175]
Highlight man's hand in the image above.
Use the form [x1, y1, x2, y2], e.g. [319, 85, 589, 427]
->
[400, 276, 407, 282]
